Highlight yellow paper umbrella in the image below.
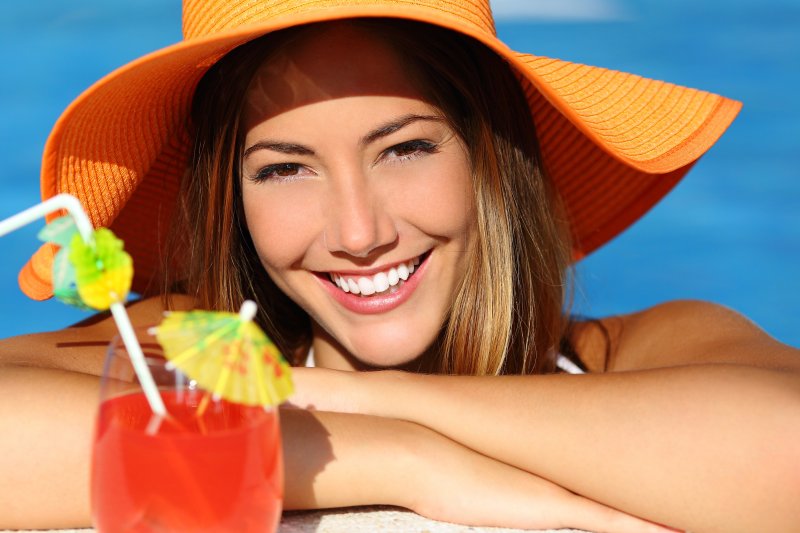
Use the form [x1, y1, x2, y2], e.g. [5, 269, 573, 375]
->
[68, 229, 133, 310]
[152, 301, 293, 407]
[37, 215, 133, 311]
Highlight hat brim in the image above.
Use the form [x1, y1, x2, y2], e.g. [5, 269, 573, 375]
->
[22, 4, 741, 300]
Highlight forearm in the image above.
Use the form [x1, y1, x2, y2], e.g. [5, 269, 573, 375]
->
[0, 365, 421, 528]
[0, 364, 666, 532]
[281, 408, 422, 511]
[281, 408, 670, 532]
[358, 365, 800, 532]
[0, 365, 99, 529]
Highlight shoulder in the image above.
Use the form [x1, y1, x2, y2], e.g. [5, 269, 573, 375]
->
[571, 300, 800, 373]
[0, 293, 195, 376]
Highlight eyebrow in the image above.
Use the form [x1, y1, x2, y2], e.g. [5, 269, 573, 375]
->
[360, 113, 444, 146]
[243, 113, 444, 159]
[243, 141, 314, 159]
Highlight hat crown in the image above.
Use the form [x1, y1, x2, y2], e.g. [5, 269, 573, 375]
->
[182, 0, 496, 41]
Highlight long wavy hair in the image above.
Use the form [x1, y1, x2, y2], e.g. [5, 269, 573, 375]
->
[168, 19, 573, 375]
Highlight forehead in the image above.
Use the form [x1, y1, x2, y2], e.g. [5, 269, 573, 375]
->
[243, 23, 427, 129]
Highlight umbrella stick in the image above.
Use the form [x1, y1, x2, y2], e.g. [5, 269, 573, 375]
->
[110, 302, 167, 417]
[195, 392, 212, 421]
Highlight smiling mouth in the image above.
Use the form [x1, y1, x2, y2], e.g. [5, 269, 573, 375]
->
[327, 252, 429, 297]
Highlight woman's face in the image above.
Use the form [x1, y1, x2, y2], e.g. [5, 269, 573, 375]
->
[240, 25, 476, 369]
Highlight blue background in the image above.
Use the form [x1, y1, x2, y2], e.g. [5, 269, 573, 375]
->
[0, 1, 797, 346]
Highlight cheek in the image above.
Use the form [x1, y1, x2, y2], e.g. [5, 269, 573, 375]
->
[242, 183, 320, 269]
[427, 169, 474, 236]
[386, 151, 475, 239]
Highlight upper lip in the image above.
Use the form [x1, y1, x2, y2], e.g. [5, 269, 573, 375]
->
[320, 253, 425, 277]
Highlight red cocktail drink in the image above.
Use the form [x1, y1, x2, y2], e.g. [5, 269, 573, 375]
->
[91, 389, 282, 532]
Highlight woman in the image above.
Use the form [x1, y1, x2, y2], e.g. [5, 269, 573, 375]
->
[1, 1, 798, 531]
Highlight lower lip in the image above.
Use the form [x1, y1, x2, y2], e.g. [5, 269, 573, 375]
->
[318, 255, 430, 315]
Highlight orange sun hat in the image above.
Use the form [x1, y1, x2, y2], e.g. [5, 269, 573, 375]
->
[19, 0, 741, 301]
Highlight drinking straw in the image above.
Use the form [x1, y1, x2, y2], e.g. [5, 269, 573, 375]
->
[0, 194, 93, 243]
[109, 302, 167, 417]
[0, 193, 166, 417]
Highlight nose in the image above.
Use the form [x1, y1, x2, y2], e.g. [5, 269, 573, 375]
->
[323, 173, 398, 258]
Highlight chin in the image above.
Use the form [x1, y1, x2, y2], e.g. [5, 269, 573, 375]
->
[354, 350, 425, 369]
[342, 324, 438, 369]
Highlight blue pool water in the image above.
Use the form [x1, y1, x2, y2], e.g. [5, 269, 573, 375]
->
[0, 1, 798, 346]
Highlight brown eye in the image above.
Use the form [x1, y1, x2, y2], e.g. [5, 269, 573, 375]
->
[384, 140, 438, 161]
[393, 142, 421, 156]
[274, 164, 298, 176]
[252, 163, 303, 182]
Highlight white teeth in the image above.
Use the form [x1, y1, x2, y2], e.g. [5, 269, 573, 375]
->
[397, 263, 409, 281]
[373, 272, 390, 292]
[358, 277, 376, 296]
[330, 254, 423, 297]
[347, 278, 360, 295]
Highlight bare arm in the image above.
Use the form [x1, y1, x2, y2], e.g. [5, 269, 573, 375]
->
[0, 297, 666, 532]
[0, 295, 190, 528]
[0, 294, 196, 376]
[282, 407, 671, 532]
[293, 301, 800, 532]
[0, 366, 99, 528]
[0, 366, 666, 532]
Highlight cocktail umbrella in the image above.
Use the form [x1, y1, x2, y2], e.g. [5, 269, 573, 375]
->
[36, 214, 90, 310]
[0, 193, 166, 417]
[67, 228, 133, 311]
[39, 217, 133, 311]
[151, 300, 293, 408]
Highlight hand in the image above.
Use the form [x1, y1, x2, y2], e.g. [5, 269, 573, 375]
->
[408, 424, 680, 533]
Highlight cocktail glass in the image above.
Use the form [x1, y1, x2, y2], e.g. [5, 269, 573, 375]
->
[91, 329, 283, 532]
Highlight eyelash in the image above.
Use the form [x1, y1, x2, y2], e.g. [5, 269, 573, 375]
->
[380, 139, 439, 164]
[251, 163, 305, 183]
[248, 139, 439, 183]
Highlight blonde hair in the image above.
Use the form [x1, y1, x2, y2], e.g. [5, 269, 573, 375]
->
[170, 19, 573, 375]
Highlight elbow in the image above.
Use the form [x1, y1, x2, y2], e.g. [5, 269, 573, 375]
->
[756, 384, 800, 530]
[720, 370, 800, 532]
